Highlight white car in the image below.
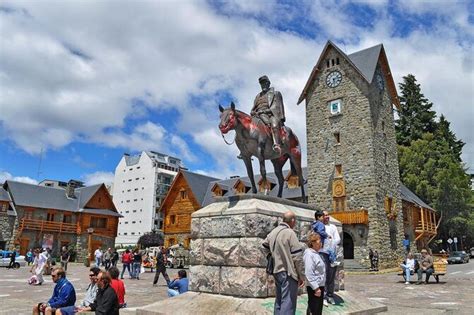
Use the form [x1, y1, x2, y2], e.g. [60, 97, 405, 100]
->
[0, 250, 27, 269]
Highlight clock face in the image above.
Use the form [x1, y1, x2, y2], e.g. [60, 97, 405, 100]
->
[326, 71, 342, 88]
[376, 74, 384, 90]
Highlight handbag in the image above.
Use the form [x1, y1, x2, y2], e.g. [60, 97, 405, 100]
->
[266, 227, 287, 275]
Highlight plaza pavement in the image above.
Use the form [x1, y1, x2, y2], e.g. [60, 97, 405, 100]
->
[0, 262, 473, 314]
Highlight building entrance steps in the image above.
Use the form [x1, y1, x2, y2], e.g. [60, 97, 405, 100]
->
[135, 291, 387, 314]
[344, 259, 370, 272]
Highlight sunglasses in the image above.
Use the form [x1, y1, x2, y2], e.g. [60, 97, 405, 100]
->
[89, 274, 95, 277]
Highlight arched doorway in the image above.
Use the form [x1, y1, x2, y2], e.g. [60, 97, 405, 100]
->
[343, 232, 354, 259]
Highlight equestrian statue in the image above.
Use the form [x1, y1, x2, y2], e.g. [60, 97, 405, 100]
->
[218, 75, 305, 202]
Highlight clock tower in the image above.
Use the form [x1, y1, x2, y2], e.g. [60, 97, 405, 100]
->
[298, 41, 404, 268]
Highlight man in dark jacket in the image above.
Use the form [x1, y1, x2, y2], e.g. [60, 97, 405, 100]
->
[153, 247, 171, 286]
[78, 271, 119, 315]
[33, 267, 76, 315]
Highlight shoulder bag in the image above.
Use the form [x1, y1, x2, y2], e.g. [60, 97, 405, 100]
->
[266, 227, 287, 275]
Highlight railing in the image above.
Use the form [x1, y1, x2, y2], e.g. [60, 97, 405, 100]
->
[330, 209, 369, 225]
[19, 218, 78, 234]
[415, 208, 437, 234]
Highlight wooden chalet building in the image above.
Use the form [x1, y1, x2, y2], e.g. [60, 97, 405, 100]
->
[2, 180, 121, 261]
[160, 170, 219, 248]
[202, 168, 438, 254]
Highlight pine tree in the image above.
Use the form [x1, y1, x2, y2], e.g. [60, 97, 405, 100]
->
[435, 115, 465, 162]
[396, 74, 437, 146]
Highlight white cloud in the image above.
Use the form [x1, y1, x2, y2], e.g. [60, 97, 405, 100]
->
[0, 0, 472, 176]
[0, 171, 38, 184]
[82, 171, 114, 186]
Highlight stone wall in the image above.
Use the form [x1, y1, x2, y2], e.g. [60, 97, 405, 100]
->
[305, 45, 404, 268]
[189, 195, 342, 298]
[0, 210, 15, 250]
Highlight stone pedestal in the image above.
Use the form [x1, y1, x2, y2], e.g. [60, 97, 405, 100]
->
[188, 194, 341, 298]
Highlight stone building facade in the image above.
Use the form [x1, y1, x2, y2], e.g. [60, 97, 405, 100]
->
[0, 187, 16, 250]
[299, 41, 405, 268]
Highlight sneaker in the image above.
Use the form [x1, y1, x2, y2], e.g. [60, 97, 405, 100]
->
[330, 262, 341, 267]
[405, 282, 409, 285]
[323, 299, 329, 307]
[327, 297, 336, 305]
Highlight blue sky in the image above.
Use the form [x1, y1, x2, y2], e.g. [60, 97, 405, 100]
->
[0, 0, 473, 186]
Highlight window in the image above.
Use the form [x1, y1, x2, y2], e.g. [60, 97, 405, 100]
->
[127, 189, 131, 192]
[123, 232, 127, 235]
[128, 179, 132, 182]
[133, 199, 138, 202]
[137, 166, 140, 169]
[134, 188, 138, 191]
[63, 214, 72, 224]
[335, 164, 342, 177]
[90, 217, 107, 228]
[334, 132, 340, 144]
[46, 212, 55, 222]
[129, 168, 133, 171]
[126, 200, 130, 203]
[382, 121, 385, 132]
[180, 190, 188, 199]
[336, 57, 340, 65]
[170, 215, 176, 225]
[132, 221, 136, 224]
[331, 59, 335, 66]
[384, 152, 388, 165]
[125, 221, 129, 224]
[133, 210, 137, 213]
[125, 210, 129, 213]
[326, 60, 330, 68]
[333, 197, 346, 211]
[131, 232, 135, 235]
[329, 99, 342, 115]
[136, 177, 139, 180]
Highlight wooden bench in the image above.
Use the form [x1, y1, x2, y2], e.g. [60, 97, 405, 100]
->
[398, 260, 447, 283]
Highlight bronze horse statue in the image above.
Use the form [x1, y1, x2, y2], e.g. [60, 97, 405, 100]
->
[219, 102, 305, 202]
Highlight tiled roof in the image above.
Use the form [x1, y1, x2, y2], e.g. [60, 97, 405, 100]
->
[400, 184, 435, 211]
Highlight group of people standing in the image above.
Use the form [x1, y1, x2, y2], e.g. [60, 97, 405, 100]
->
[93, 247, 119, 270]
[263, 209, 341, 315]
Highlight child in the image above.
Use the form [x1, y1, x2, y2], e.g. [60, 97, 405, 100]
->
[312, 210, 338, 266]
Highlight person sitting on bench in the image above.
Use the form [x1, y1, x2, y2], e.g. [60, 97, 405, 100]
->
[416, 249, 434, 285]
[400, 252, 416, 284]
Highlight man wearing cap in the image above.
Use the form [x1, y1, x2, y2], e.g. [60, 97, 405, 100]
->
[416, 249, 434, 284]
[251, 75, 286, 154]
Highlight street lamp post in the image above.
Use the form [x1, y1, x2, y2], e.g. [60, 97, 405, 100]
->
[87, 228, 94, 265]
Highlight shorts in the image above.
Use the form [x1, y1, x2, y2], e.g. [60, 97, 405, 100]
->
[57, 305, 76, 315]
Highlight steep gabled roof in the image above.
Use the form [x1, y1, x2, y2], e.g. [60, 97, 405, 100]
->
[347, 44, 382, 83]
[181, 170, 220, 205]
[0, 187, 11, 202]
[3, 180, 119, 215]
[297, 40, 400, 108]
[4, 181, 79, 211]
[400, 184, 435, 211]
[78, 184, 102, 208]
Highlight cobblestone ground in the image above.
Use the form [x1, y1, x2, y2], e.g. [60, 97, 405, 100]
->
[1, 263, 472, 314]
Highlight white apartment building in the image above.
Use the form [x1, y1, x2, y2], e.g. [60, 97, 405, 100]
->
[113, 151, 183, 246]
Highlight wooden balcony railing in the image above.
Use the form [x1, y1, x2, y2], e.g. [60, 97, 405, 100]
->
[330, 209, 369, 225]
[19, 218, 78, 234]
[415, 208, 437, 234]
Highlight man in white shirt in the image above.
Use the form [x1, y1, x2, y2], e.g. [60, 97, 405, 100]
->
[319, 211, 341, 306]
[94, 247, 103, 267]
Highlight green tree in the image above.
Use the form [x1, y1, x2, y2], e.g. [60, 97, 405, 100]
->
[398, 133, 472, 243]
[396, 74, 437, 146]
[434, 115, 465, 162]
[137, 231, 164, 248]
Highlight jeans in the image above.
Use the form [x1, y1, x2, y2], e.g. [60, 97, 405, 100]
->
[417, 267, 434, 283]
[320, 252, 336, 298]
[61, 261, 68, 271]
[273, 271, 298, 315]
[132, 262, 141, 279]
[95, 257, 101, 267]
[168, 289, 180, 297]
[400, 264, 413, 282]
[121, 263, 131, 278]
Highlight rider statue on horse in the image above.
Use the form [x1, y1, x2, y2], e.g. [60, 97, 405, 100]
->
[218, 75, 306, 202]
[251, 75, 285, 155]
